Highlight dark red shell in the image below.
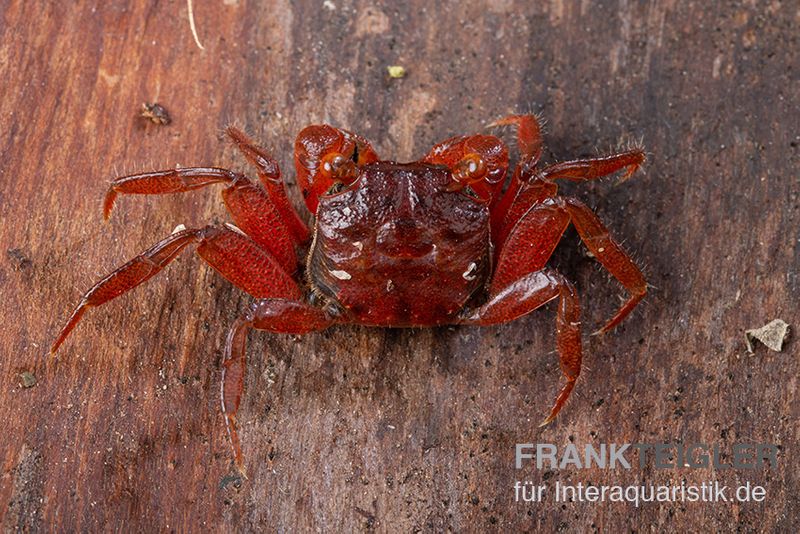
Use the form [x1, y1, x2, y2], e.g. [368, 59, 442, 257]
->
[308, 162, 490, 326]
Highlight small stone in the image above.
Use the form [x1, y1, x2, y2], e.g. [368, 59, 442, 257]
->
[745, 319, 790, 352]
[387, 65, 406, 79]
[20, 371, 37, 388]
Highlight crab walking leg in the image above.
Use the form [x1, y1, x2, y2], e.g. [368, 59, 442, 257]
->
[472, 200, 582, 424]
[495, 195, 646, 333]
[462, 269, 581, 426]
[540, 149, 645, 184]
[104, 167, 230, 219]
[490, 199, 572, 290]
[562, 198, 647, 334]
[222, 300, 335, 474]
[103, 168, 300, 274]
[495, 149, 645, 251]
[225, 127, 310, 243]
[50, 226, 301, 354]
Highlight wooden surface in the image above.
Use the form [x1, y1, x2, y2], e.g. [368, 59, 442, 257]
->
[1, 1, 797, 531]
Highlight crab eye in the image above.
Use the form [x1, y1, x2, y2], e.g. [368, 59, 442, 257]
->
[453, 153, 487, 185]
[320, 152, 357, 182]
[424, 134, 508, 204]
[447, 153, 490, 198]
[320, 152, 358, 195]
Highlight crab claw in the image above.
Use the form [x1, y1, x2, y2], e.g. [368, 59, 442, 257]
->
[294, 125, 379, 214]
[422, 134, 509, 204]
[487, 114, 543, 167]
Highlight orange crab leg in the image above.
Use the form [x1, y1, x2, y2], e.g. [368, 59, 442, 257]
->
[463, 268, 581, 426]
[540, 150, 645, 184]
[104, 167, 298, 274]
[223, 300, 334, 475]
[104, 127, 311, 269]
[495, 148, 645, 254]
[494, 195, 646, 335]
[50, 226, 301, 354]
[490, 199, 571, 291]
[467, 184, 646, 424]
[562, 198, 647, 333]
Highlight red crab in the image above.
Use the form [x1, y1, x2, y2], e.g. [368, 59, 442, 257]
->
[51, 114, 646, 473]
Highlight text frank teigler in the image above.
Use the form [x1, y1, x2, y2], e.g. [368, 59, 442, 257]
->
[513, 442, 777, 506]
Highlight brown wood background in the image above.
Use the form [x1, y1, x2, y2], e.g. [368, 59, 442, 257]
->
[1, 0, 797, 531]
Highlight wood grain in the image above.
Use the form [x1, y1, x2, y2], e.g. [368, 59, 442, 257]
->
[1, 0, 797, 531]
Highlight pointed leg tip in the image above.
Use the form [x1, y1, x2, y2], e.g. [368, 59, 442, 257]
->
[102, 191, 116, 221]
[50, 330, 70, 355]
[595, 317, 622, 336]
[540, 406, 563, 427]
[616, 166, 639, 185]
[235, 463, 249, 480]
[50, 306, 87, 356]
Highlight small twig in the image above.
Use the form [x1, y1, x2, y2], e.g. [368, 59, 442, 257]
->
[187, 0, 205, 50]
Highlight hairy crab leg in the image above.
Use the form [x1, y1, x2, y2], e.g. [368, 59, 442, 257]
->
[496, 149, 645, 250]
[491, 112, 644, 251]
[223, 299, 334, 475]
[104, 167, 300, 274]
[462, 269, 581, 426]
[494, 194, 646, 335]
[50, 225, 301, 354]
[480, 197, 582, 425]
[562, 197, 647, 334]
[490, 199, 572, 291]
[540, 150, 645, 184]
[478, 185, 645, 424]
